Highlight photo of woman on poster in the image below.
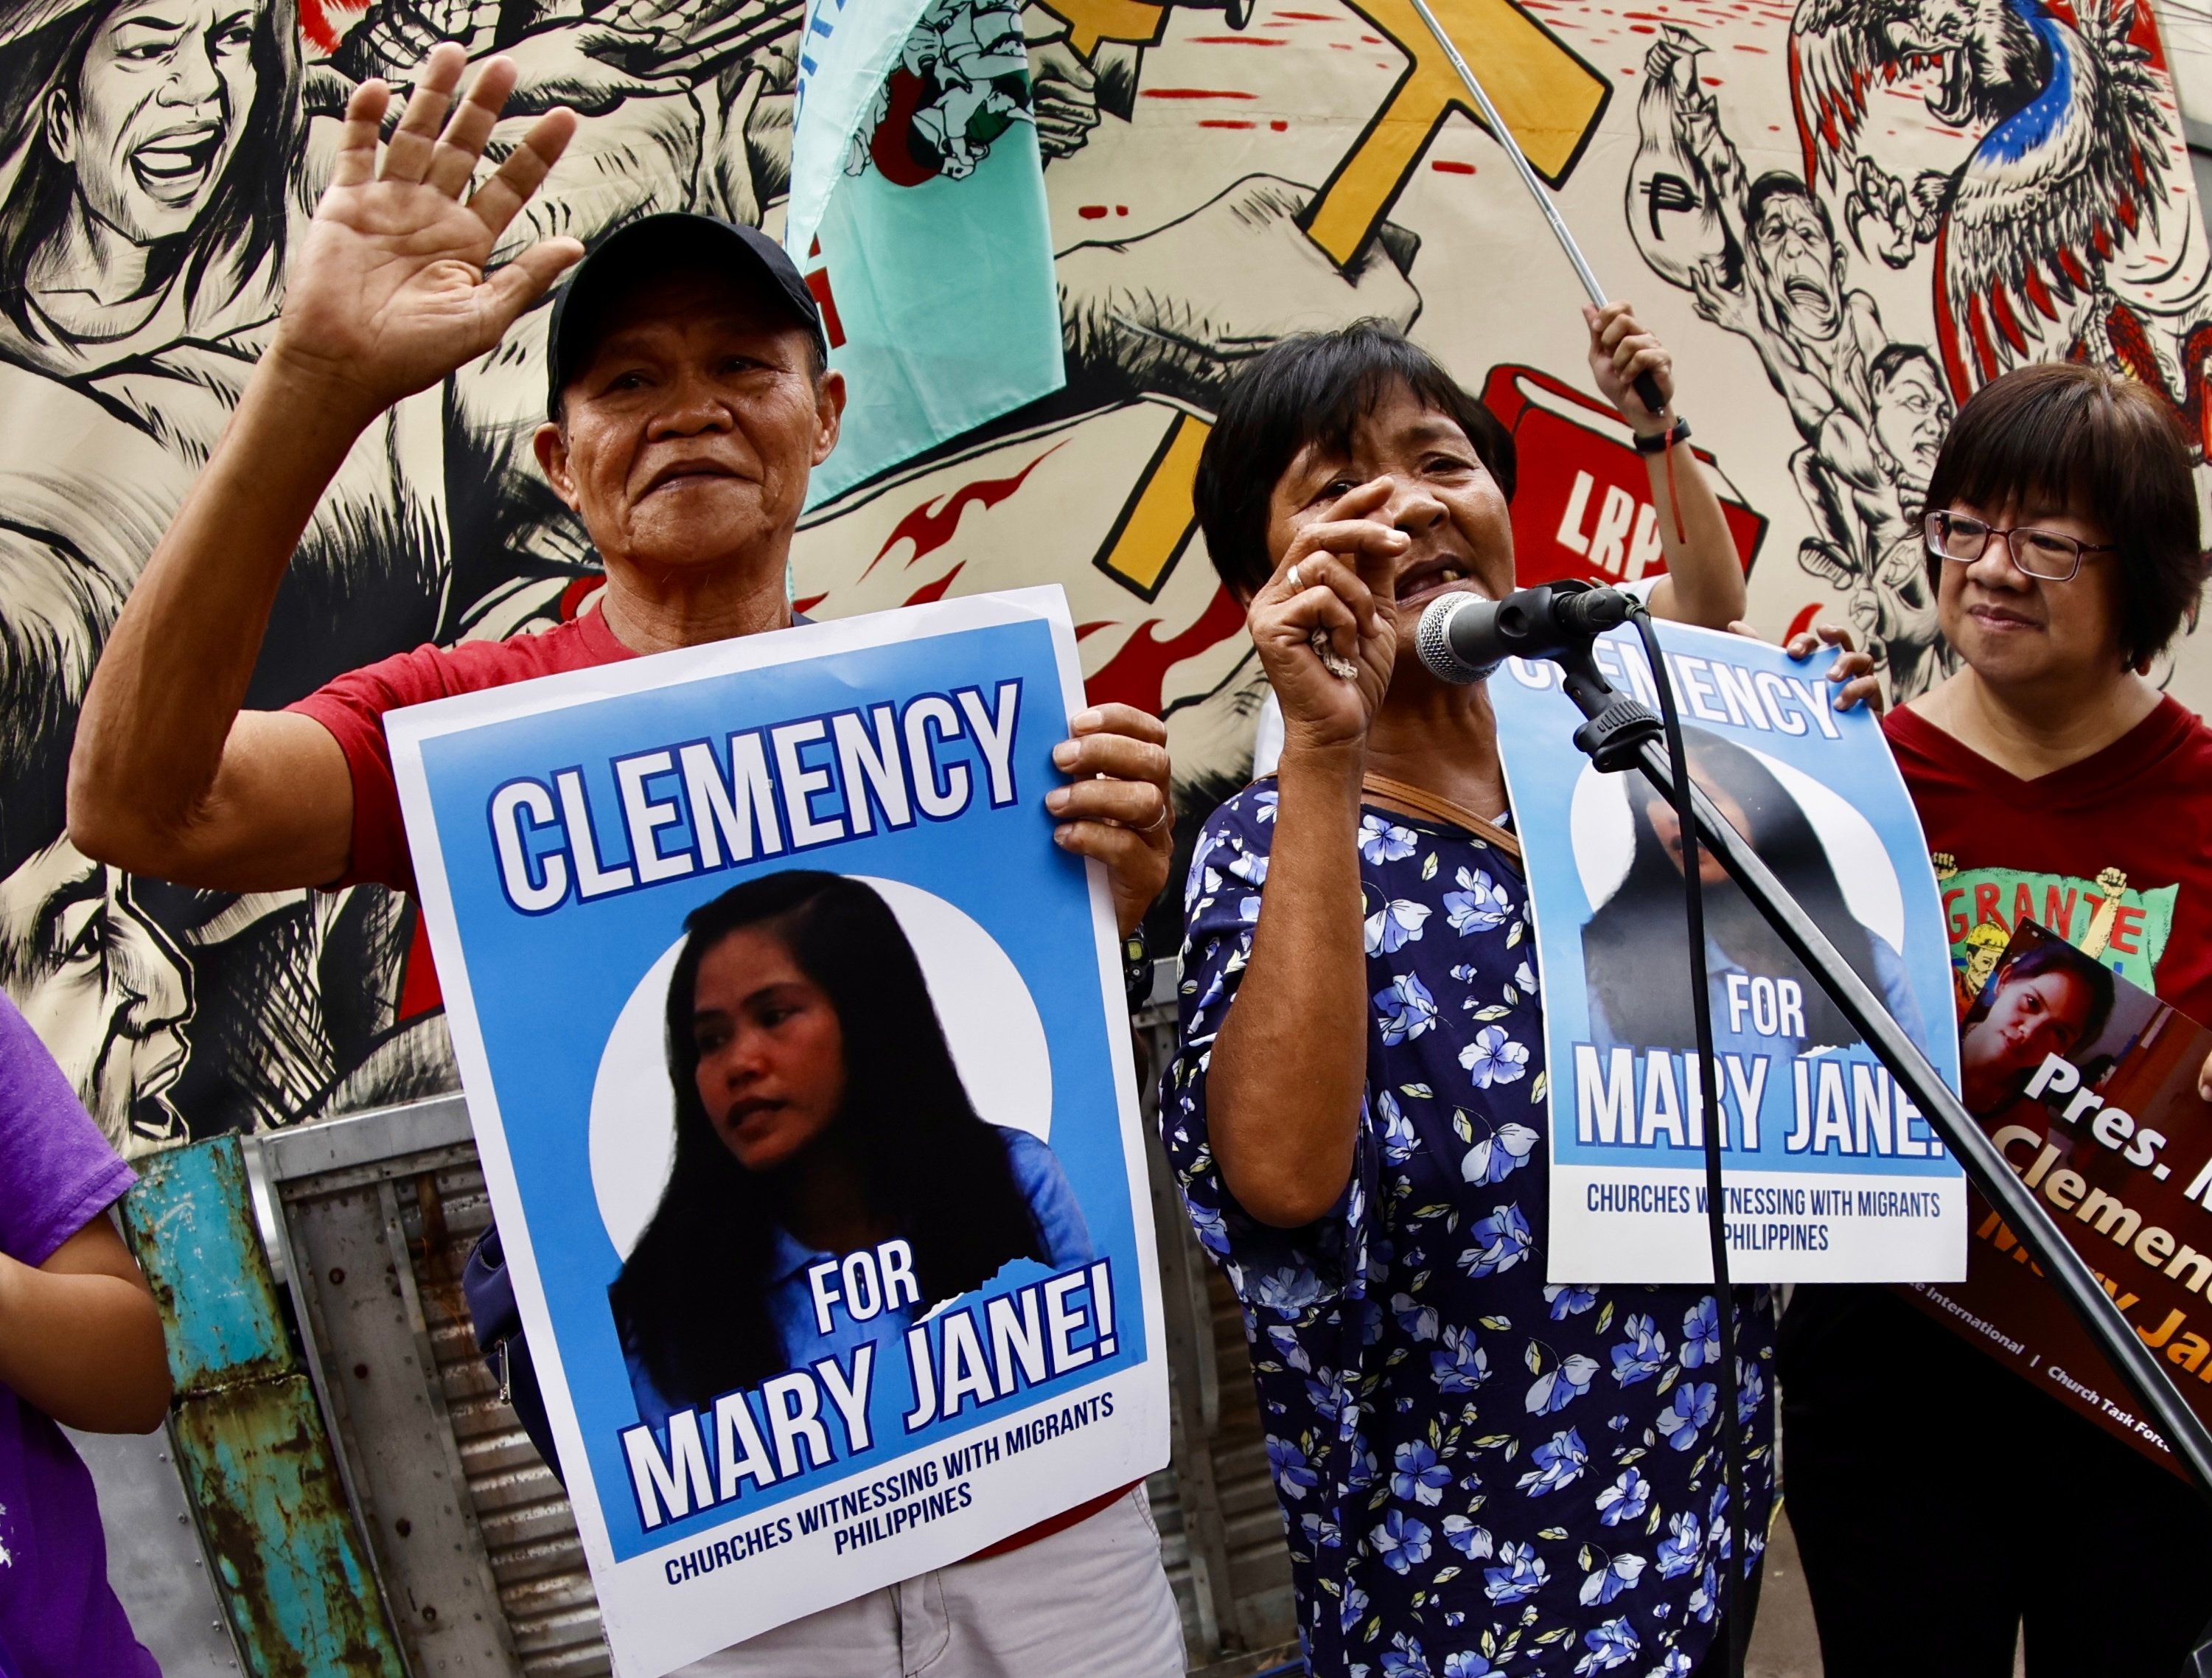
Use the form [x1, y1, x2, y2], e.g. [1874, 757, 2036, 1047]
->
[609, 870, 1092, 1424]
[1579, 728, 1925, 1054]
[1957, 932, 2115, 1121]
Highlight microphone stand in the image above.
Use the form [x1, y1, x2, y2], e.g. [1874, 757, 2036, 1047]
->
[1548, 635, 2212, 1503]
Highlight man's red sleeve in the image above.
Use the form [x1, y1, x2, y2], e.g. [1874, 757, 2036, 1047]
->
[287, 648, 453, 895]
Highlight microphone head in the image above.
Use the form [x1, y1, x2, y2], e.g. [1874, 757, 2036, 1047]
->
[1416, 593, 1503, 684]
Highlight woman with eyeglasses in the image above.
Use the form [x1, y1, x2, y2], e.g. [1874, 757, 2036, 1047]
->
[1780, 361, 2212, 1678]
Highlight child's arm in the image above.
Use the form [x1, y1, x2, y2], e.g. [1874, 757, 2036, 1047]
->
[1583, 300, 1748, 629]
[0, 1219, 169, 1434]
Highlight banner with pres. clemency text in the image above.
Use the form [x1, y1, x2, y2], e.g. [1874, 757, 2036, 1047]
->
[1491, 621, 1967, 1284]
[384, 588, 1165, 1674]
[1906, 919, 2212, 1480]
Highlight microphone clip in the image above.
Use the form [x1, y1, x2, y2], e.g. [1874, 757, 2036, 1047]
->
[1571, 690, 1664, 774]
[1543, 586, 1662, 772]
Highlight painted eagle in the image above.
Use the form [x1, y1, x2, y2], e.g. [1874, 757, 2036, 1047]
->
[1790, 0, 2183, 406]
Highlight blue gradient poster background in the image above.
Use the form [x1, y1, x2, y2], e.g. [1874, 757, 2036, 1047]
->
[1490, 621, 1966, 1284]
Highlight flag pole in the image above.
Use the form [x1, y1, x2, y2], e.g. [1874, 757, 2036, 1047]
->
[1404, 0, 1668, 412]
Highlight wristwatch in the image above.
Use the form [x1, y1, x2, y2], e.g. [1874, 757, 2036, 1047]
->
[1631, 415, 1692, 454]
[1123, 926, 1153, 1009]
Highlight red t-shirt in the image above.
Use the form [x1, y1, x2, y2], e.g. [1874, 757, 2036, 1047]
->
[1883, 695, 2212, 1022]
[289, 608, 638, 901]
[287, 609, 636, 1019]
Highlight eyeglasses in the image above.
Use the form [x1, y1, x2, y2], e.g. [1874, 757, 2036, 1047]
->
[1924, 510, 2116, 582]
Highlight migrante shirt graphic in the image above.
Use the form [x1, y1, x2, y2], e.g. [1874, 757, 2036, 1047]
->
[1883, 698, 2212, 1024]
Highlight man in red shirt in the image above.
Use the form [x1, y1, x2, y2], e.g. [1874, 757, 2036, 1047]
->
[66, 46, 1184, 1675]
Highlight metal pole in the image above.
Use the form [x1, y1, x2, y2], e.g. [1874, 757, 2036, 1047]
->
[1402, 0, 1608, 306]
[1402, 0, 1670, 411]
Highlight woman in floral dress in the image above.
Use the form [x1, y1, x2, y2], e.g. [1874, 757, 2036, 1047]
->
[1160, 318, 1779, 1677]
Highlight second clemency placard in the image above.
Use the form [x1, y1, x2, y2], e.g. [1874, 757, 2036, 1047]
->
[1490, 621, 1966, 1283]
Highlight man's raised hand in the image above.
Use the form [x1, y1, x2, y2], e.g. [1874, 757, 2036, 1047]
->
[273, 44, 583, 422]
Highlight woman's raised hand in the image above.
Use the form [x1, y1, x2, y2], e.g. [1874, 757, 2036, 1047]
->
[1252, 477, 1406, 762]
[1584, 300, 1673, 434]
[271, 44, 584, 424]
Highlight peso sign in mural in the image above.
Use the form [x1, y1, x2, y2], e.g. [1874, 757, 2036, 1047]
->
[2, 0, 2207, 1152]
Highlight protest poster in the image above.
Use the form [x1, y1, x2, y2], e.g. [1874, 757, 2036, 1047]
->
[1905, 919, 2212, 1478]
[383, 588, 1166, 1674]
[1489, 621, 1966, 1283]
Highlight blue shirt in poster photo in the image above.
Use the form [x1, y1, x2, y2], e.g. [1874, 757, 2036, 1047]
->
[1489, 624, 1961, 1180]
[404, 613, 1142, 1559]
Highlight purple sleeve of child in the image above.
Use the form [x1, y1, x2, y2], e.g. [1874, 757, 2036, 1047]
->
[0, 995, 136, 1265]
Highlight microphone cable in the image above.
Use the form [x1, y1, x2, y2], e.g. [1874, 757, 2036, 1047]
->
[1627, 604, 1747, 1678]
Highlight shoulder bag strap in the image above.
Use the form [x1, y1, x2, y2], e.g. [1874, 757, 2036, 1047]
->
[1359, 772, 1522, 861]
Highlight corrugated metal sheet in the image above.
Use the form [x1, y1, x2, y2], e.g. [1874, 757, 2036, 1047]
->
[1137, 1014, 1298, 1667]
[1206, 1261, 1297, 1649]
[395, 1160, 613, 1677]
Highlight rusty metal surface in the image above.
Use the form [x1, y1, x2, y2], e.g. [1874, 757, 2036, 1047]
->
[120, 1140, 293, 1394]
[279, 1136, 613, 1677]
[122, 1138, 411, 1678]
[168, 1374, 410, 1678]
[261, 1095, 473, 1184]
[281, 1175, 519, 1674]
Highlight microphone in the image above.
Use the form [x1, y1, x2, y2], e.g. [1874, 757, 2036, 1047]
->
[1416, 582, 1636, 683]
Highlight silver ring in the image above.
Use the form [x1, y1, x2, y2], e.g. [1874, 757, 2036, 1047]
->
[1285, 561, 1304, 591]
[1138, 801, 1173, 838]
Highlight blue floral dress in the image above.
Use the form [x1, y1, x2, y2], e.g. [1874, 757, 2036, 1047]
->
[1161, 783, 1777, 1677]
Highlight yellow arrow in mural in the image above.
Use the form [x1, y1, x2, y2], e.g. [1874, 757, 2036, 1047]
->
[1068, 0, 1611, 600]
[1050, 0, 1170, 58]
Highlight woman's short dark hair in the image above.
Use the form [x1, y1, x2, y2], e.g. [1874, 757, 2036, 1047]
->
[1990, 936, 2115, 1052]
[610, 871, 1044, 1406]
[1193, 319, 1515, 601]
[1919, 362, 2205, 666]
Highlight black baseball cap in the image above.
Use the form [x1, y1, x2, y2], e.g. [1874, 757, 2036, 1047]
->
[544, 213, 828, 417]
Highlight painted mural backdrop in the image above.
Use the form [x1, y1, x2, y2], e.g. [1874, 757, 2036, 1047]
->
[2, 0, 2207, 1152]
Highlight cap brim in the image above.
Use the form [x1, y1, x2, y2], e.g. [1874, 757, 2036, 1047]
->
[546, 215, 827, 411]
